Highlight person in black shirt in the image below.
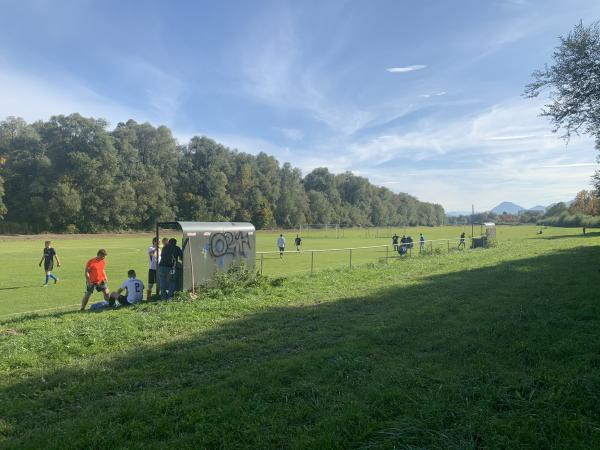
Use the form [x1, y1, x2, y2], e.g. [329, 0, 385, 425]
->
[392, 233, 399, 251]
[38, 240, 61, 287]
[158, 238, 183, 299]
[399, 235, 407, 255]
[294, 234, 302, 252]
[458, 232, 466, 249]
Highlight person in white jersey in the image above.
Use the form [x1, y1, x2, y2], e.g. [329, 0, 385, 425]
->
[277, 234, 285, 258]
[109, 269, 145, 306]
[147, 237, 159, 301]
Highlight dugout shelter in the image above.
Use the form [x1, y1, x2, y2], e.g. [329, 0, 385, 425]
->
[471, 222, 496, 248]
[156, 221, 256, 293]
[483, 222, 496, 239]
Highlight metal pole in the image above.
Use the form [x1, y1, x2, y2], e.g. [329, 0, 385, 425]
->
[430, 240, 433, 254]
[260, 253, 264, 275]
[471, 204, 474, 238]
[188, 237, 195, 295]
[155, 223, 160, 298]
[447, 239, 450, 253]
[349, 248, 352, 268]
[385, 245, 389, 264]
[310, 251, 314, 275]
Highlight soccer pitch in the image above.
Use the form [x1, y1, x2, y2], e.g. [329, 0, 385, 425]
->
[0, 225, 585, 317]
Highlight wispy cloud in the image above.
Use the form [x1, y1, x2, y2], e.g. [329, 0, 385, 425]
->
[386, 65, 426, 73]
[421, 91, 446, 98]
[541, 163, 597, 168]
[334, 98, 597, 209]
[0, 62, 147, 126]
[239, 8, 390, 135]
[277, 127, 304, 141]
[117, 58, 186, 126]
[494, 0, 528, 5]
[485, 134, 537, 141]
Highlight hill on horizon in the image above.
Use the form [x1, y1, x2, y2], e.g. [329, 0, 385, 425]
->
[490, 202, 525, 215]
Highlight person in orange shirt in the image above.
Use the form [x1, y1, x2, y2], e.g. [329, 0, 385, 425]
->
[80, 249, 109, 311]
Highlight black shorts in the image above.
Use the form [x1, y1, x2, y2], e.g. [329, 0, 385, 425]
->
[148, 269, 157, 285]
[44, 261, 54, 272]
[279, 247, 285, 252]
[86, 281, 108, 294]
[109, 294, 130, 307]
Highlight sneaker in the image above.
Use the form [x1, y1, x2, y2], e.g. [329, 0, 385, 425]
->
[42, 284, 48, 288]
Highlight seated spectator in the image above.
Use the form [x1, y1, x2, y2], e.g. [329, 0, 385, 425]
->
[108, 269, 145, 306]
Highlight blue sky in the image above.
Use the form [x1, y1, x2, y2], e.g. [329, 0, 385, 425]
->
[1, 0, 600, 211]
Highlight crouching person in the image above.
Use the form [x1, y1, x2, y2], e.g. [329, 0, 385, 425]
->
[109, 269, 144, 307]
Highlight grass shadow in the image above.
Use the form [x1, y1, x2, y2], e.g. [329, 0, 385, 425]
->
[0, 285, 41, 291]
[2, 246, 600, 448]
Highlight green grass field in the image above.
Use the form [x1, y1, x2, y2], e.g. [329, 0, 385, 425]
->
[0, 225, 551, 317]
[1, 225, 600, 448]
[0, 225, 486, 317]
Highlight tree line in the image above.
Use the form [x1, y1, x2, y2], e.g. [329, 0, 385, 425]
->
[0, 114, 445, 233]
[537, 190, 600, 228]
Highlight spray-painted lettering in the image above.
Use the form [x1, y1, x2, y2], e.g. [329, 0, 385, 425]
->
[210, 231, 252, 258]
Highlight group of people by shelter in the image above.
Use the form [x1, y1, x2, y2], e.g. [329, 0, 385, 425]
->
[37, 236, 185, 312]
[36, 222, 257, 312]
[82, 236, 184, 311]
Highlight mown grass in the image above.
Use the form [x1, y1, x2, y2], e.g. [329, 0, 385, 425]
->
[0, 225, 585, 317]
[1, 228, 599, 448]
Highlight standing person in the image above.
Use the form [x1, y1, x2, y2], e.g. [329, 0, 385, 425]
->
[277, 234, 285, 258]
[419, 233, 425, 252]
[80, 249, 109, 311]
[109, 269, 145, 306]
[158, 238, 183, 300]
[294, 234, 302, 252]
[583, 226, 586, 235]
[458, 232, 466, 249]
[399, 235, 407, 255]
[39, 240, 61, 287]
[392, 233, 399, 251]
[146, 237, 159, 301]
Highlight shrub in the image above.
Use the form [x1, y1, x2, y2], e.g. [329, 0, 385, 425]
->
[201, 263, 271, 298]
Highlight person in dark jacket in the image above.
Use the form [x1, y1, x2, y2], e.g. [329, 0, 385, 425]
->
[158, 238, 183, 299]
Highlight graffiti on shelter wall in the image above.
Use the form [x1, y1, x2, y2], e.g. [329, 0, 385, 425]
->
[209, 231, 252, 258]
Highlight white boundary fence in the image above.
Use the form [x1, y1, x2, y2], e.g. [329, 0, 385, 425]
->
[256, 237, 474, 276]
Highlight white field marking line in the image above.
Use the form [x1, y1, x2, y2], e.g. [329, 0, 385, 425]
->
[0, 303, 81, 320]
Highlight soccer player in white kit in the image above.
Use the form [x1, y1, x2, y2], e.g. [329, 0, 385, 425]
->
[109, 269, 145, 306]
[147, 237, 159, 301]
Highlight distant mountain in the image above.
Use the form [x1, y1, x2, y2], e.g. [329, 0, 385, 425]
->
[491, 202, 525, 215]
[528, 205, 546, 213]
